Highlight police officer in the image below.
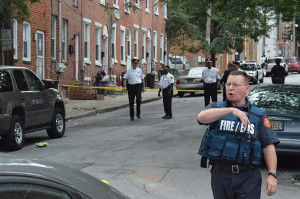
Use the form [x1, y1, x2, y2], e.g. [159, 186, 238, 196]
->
[219, 62, 240, 101]
[158, 65, 174, 119]
[198, 71, 279, 199]
[123, 59, 146, 121]
[270, 58, 287, 84]
[202, 58, 220, 106]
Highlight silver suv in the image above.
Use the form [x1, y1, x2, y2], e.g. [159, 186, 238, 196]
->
[0, 66, 65, 151]
[169, 56, 190, 74]
[265, 57, 288, 77]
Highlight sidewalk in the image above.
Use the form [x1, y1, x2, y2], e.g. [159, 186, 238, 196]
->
[64, 90, 161, 120]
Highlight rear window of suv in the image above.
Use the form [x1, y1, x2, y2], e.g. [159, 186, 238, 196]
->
[0, 70, 13, 92]
[170, 58, 183, 64]
[267, 58, 284, 64]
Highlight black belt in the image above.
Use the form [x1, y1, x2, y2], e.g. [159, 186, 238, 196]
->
[212, 163, 257, 174]
[128, 83, 141, 87]
[205, 82, 216, 85]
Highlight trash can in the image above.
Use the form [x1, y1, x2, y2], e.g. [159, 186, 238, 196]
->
[146, 73, 155, 88]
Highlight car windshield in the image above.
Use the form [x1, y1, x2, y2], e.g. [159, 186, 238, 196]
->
[267, 59, 283, 63]
[240, 64, 256, 71]
[285, 58, 297, 63]
[248, 87, 300, 111]
[181, 69, 191, 76]
[170, 58, 183, 64]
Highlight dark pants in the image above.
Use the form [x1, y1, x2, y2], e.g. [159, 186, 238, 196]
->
[222, 84, 227, 101]
[162, 88, 173, 117]
[211, 168, 261, 199]
[127, 84, 142, 118]
[272, 77, 285, 84]
[204, 82, 218, 106]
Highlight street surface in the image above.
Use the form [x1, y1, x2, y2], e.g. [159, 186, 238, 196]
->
[1, 74, 300, 198]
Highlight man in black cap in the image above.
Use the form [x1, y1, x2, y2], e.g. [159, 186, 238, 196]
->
[123, 59, 146, 121]
[202, 58, 220, 106]
[270, 59, 287, 84]
[158, 65, 174, 119]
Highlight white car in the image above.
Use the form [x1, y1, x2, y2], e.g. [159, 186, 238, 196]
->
[239, 62, 264, 84]
[265, 57, 288, 77]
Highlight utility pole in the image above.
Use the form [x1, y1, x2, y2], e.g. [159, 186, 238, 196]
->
[205, 4, 211, 59]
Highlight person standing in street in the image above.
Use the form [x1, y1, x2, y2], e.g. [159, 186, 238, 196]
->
[158, 65, 174, 119]
[219, 62, 240, 101]
[123, 59, 146, 121]
[270, 58, 287, 84]
[202, 58, 220, 106]
[198, 71, 279, 199]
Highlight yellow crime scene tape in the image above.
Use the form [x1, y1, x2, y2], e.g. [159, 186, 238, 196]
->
[57, 84, 223, 93]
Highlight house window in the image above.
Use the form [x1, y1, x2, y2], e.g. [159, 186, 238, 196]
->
[62, 20, 67, 62]
[113, 0, 119, 8]
[23, 21, 31, 61]
[142, 28, 146, 63]
[160, 34, 164, 63]
[127, 28, 131, 59]
[100, 0, 105, 5]
[164, 2, 167, 19]
[154, 0, 159, 15]
[153, 31, 157, 61]
[73, 0, 77, 5]
[134, 25, 139, 59]
[83, 18, 91, 63]
[135, 0, 140, 7]
[124, 0, 130, 13]
[13, 19, 18, 60]
[95, 23, 102, 66]
[120, 26, 126, 64]
[145, 0, 149, 13]
[51, 16, 56, 59]
[111, 24, 117, 61]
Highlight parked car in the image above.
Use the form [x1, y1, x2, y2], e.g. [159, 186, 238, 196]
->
[285, 57, 300, 73]
[169, 56, 190, 74]
[0, 158, 130, 199]
[239, 62, 264, 84]
[265, 57, 288, 76]
[175, 67, 205, 97]
[0, 66, 65, 151]
[247, 84, 300, 155]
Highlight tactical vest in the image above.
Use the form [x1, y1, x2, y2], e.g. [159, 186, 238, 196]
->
[201, 101, 264, 166]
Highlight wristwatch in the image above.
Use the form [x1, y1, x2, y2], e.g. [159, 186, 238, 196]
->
[268, 172, 278, 179]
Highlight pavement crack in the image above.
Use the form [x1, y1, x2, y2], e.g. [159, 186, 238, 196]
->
[158, 168, 172, 183]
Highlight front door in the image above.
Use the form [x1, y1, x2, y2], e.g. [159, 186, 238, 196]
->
[36, 31, 45, 79]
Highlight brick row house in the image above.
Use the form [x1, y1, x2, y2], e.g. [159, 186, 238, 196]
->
[7, 0, 168, 99]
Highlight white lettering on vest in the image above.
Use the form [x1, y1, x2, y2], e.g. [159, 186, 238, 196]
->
[220, 120, 255, 134]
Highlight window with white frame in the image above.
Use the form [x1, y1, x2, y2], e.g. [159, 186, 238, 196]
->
[134, 25, 139, 59]
[120, 26, 126, 65]
[135, 0, 140, 7]
[145, 0, 149, 13]
[51, 16, 56, 59]
[127, 28, 131, 59]
[13, 19, 18, 60]
[62, 20, 67, 62]
[113, 0, 119, 9]
[95, 23, 102, 66]
[153, 31, 157, 61]
[23, 21, 31, 61]
[83, 18, 91, 63]
[73, 0, 77, 5]
[124, 0, 130, 13]
[154, 0, 159, 15]
[160, 34, 164, 63]
[142, 28, 147, 63]
[100, 0, 105, 5]
[111, 23, 117, 62]
[164, 1, 167, 19]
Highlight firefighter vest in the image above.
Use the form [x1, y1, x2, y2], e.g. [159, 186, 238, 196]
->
[201, 101, 264, 166]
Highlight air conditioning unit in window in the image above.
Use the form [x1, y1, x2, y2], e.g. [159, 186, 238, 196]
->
[56, 63, 66, 73]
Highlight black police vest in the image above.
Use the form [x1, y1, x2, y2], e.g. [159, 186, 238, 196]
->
[201, 102, 264, 166]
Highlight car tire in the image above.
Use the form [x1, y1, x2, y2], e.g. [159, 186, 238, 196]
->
[178, 92, 184, 97]
[190, 92, 195, 96]
[47, 107, 65, 138]
[3, 115, 24, 151]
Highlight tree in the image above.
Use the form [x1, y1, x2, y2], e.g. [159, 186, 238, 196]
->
[166, 0, 300, 59]
[0, 0, 40, 65]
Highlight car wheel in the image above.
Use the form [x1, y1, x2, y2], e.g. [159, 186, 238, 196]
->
[190, 92, 195, 96]
[178, 92, 184, 97]
[3, 115, 24, 151]
[47, 107, 65, 138]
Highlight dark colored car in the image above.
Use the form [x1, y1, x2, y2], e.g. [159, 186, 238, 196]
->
[0, 66, 65, 151]
[285, 57, 300, 73]
[247, 85, 300, 155]
[0, 158, 130, 199]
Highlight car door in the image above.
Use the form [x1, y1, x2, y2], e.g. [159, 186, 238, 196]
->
[24, 69, 52, 126]
[256, 64, 263, 80]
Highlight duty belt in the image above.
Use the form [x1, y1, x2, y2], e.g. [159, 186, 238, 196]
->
[212, 163, 257, 174]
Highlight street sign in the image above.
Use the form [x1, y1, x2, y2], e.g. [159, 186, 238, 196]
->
[1, 29, 12, 51]
[278, 40, 284, 46]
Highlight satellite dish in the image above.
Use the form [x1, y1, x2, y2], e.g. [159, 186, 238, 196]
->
[114, 9, 120, 20]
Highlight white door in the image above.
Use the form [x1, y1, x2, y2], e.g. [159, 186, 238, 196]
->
[36, 31, 45, 79]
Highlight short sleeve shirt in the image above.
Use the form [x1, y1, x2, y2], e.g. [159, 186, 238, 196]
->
[123, 68, 144, 84]
[202, 67, 220, 83]
[204, 101, 280, 148]
[160, 73, 174, 89]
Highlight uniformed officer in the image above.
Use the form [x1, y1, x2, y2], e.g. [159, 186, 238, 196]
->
[158, 65, 174, 119]
[219, 62, 240, 101]
[202, 58, 220, 106]
[270, 58, 287, 84]
[197, 71, 279, 199]
[123, 59, 146, 121]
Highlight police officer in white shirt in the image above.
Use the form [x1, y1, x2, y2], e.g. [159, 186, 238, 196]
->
[158, 65, 174, 119]
[202, 58, 220, 106]
[123, 59, 146, 121]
